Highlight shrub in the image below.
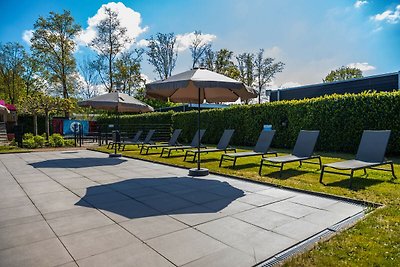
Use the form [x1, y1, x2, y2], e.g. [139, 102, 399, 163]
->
[33, 135, 45, 148]
[95, 91, 400, 154]
[64, 139, 75, 147]
[49, 134, 64, 147]
[22, 138, 37, 149]
[23, 133, 34, 140]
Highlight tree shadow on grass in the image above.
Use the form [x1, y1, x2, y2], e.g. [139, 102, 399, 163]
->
[30, 157, 127, 168]
[75, 176, 245, 219]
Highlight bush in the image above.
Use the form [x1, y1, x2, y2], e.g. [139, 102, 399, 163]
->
[22, 138, 37, 149]
[23, 133, 34, 140]
[49, 134, 64, 147]
[33, 135, 45, 148]
[95, 91, 400, 154]
[64, 139, 75, 147]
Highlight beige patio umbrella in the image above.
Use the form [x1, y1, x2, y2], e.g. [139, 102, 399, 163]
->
[145, 68, 257, 176]
[78, 90, 154, 157]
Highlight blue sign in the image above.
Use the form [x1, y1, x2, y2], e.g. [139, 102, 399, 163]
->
[63, 120, 89, 135]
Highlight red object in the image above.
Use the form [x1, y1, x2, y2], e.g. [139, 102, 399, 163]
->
[52, 119, 63, 135]
[0, 100, 17, 111]
[89, 121, 97, 132]
[7, 133, 14, 141]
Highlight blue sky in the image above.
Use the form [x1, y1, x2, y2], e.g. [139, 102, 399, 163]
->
[0, 0, 399, 88]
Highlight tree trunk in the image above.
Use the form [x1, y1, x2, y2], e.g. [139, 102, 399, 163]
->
[258, 87, 261, 104]
[45, 112, 50, 140]
[33, 114, 38, 136]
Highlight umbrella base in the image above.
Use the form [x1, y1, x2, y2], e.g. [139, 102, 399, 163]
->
[109, 153, 122, 158]
[189, 168, 209, 177]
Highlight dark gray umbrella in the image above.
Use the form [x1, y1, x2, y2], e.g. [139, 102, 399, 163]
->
[78, 91, 154, 113]
[145, 68, 257, 176]
[78, 91, 154, 157]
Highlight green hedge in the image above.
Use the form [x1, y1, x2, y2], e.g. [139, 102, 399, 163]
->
[95, 91, 400, 154]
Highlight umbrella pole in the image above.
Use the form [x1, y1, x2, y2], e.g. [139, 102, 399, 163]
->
[189, 87, 208, 176]
[197, 87, 201, 170]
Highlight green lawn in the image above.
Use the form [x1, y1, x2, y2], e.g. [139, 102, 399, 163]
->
[94, 144, 400, 267]
[0, 145, 30, 154]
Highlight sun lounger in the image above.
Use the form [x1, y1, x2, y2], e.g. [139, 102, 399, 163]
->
[121, 130, 155, 151]
[107, 130, 142, 149]
[160, 129, 206, 157]
[219, 130, 277, 168]
[259, 130, 321, 177]
[184, 129, 236, 162]
[140, 129, 182, 154]
[320, 130, 396, 188]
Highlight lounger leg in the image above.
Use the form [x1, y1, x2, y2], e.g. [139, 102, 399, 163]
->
[168, 150, 172, 158]
[140, 146, 144, 154]
[258, 159, 264, 175]
[349, 170, 354, 189]
[146, 147, 150, 155]
[317, 156, 322, 170]
[319, 166, 325, 184]
[363, 168, 367, 176]
[232, 158, 237, 168]
[279, 163, 284, 178]
[192, 152, 197, 163]
[299, 160, 302, 167]
[390, 162, 397, 179]
[219, 155, 224, 167]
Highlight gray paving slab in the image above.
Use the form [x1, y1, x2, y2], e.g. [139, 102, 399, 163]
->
[0, 220, 55, 250]
[0, 150, 368, 267]
[121, 215, 188, 240]
[147, 228, 228, 266]
[0, 238, 73, 267]
[77, 243, 175, 267]
[60, 224, 141, 260]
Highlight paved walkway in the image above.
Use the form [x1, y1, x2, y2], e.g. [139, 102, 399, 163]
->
[0, 150, 365, 267]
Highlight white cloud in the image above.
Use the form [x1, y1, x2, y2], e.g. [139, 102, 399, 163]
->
[371, 5, 400, 24]
[136, 39, 149, 48]
[264, 46, 283, 58]
[22, 30, 34, 45]
[347, 62, 376, 71]
[354, 1, 368, 9]
[175, 31, 216, 52]
[77, 2, 148, 50]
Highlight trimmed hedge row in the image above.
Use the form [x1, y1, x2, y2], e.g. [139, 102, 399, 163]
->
[97, 91, 400, 154]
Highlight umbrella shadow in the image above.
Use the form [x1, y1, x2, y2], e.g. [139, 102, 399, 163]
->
[30, 157, 127, 168]
[75, 177, 245, 219]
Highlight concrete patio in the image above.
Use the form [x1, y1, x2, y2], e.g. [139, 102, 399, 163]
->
[0, 150, 366, 267]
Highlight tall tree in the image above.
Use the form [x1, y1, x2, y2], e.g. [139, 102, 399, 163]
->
[323, 66, 363, 83]
[236, 52, 255, 87]
[214, 49, 240, 79]
[90, 7, 131, 92]
[201, 47, 215, 71]
[31, 10, 81, 99]
[254, 49, 284, 104]
[0, 42, 26, 104]
[114, 49, 144, 96]
[22, 55, 44, 96]
[146, 33, 178, 79]
[78, 56, 99, 99]
[189, 31, 212, 69]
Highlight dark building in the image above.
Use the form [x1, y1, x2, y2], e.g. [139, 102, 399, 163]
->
[157, 103, 229, 112]
[269, 71, 400, 101]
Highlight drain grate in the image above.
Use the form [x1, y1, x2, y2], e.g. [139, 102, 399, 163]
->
[329, 211, 365, 232]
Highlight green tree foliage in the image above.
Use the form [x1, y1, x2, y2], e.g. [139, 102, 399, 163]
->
[189, 31, 212, 69]
[0, 42, 26, 104]
[236, 52, 255, 87]
[114, 49, 144, 96]
[146, 33, 178, 80]
[31, 10, 81, 98]
[135, 87, 178, 110]
[254, 49, 284, 104]
[18, 92, 77, 138]
[90, 7, 131, 92]
[323, 66, 363, 83]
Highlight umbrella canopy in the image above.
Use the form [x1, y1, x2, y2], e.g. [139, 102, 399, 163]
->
[78, 91, 154, 113]
[0, 104, 10, 114]
[145, 68, 258, 103]
[145, 68, 257, 176]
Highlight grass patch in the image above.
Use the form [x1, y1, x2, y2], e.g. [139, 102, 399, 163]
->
[0, 145, 30, 154]
[93, 144, 400, 266]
